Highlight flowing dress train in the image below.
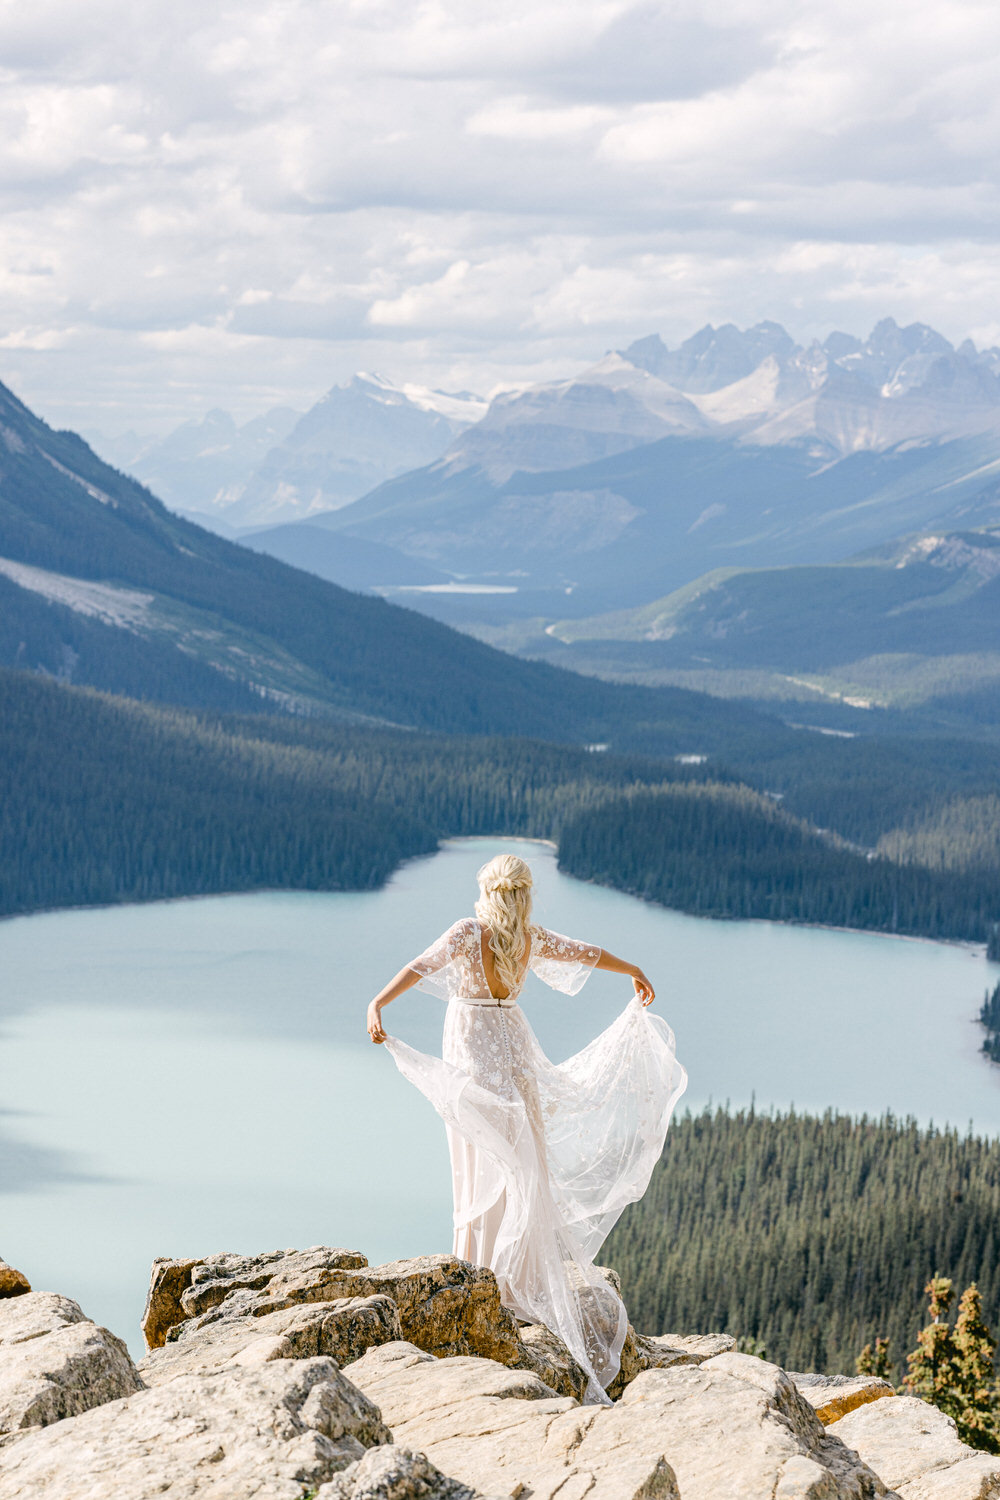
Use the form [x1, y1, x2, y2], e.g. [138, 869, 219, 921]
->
[383, 917, 687, 1404]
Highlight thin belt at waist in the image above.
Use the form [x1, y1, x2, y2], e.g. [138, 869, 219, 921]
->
[452, 995, 520, 1009]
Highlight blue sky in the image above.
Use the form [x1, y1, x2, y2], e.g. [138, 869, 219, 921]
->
[2, 0, 1000, 432]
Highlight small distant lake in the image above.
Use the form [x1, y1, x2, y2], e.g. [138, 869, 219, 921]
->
[1, 837, 996, 1356]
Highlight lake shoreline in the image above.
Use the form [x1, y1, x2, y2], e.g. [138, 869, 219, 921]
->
[1, 829, 991, 962]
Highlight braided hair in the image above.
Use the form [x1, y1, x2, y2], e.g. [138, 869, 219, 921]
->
[474, 853, 534, 995]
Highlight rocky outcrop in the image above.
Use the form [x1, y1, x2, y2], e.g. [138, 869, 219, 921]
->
[140, 1295, 401, 1387]
[342, 1340, 892, 1499]
[142, 1246, 368, 1346]
[0, 1267, 29, 1301]
[140, 1255, 202, 1349]
[595, 1265, 714, 1400]
[834, 1395, 1000, 1498]
[144, 1248, 524, 1365]
[791, 1371, 897, 1426]
[4, 1245, 998, 1500]
[146, 1247, 721, 1406]
[0, 1356, 391, 1499]
[606, 1327, 701, 1400]
[0, 1292, 142, 1438]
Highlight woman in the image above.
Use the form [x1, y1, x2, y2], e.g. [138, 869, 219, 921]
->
[366, 852, 687, 1404]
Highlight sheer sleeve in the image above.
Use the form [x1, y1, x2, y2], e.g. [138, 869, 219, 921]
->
[406, 918, 478, 1001]
[528, 925, 601, 996]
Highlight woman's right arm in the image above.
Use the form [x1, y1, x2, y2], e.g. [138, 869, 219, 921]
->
[593, 947, 655, 1006]
[367, 967, 420, 1044]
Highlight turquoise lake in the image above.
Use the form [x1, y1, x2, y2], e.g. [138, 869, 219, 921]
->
[1, 836, 997, 1355]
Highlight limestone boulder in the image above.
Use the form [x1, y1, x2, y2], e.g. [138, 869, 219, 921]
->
[0, 1268, 29, 1301]
[344, 1341, 891, 1500]
[657, 1332, 736, 1361]
[140, 1255, 202, 1349]
[0, 1356, 391, 1499]
[343, 1341, 583, 1492]
[0, 1292, 142, 1438]
[515, 1323, 590, 1403]
[790, 1372, 897, 1426]
[142, 1247, 368, 1348]
[146, 1248, 524, 1366]
[140, 1296, 401, 1387]
[316, 1444, 487, 1499]
[606, 1328, 699, 1399]
[834, 1395, 1000, 1498]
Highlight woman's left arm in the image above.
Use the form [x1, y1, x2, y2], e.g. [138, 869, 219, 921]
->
[366, 966, 420, 1044]
[593, 948, 655, 1006]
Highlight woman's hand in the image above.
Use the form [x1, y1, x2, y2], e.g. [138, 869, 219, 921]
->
[367, 1000, 387, 1044]
[593, 947, 655, 1006]
[631, 968, 655, 1006]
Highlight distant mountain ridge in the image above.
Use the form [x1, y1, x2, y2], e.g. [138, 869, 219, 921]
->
[625, 318, 1000, 455]
[439, 317, 1000, 482]
[95, 375, 487, 531]
[221, 373, 487, 528]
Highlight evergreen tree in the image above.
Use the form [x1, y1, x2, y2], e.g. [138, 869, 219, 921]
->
[904, 1278, 962, 1424]
[904, 1277, 1000, 1451]
[981, 982, 1000, 1060]
[954, 1285, 1000, 1452]
[857, 1337, 892, 1381]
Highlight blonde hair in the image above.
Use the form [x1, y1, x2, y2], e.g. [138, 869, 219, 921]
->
[475, 853, 534, 996]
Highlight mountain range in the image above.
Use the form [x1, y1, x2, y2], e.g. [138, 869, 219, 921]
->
[91, 375, 486, 531]
[17, 315, 1000, 742]
[373, 315, 1000, 493]
[249, 317, 998, 736]
[268, 318, 1000, 632]
[0, 372, 783, 756]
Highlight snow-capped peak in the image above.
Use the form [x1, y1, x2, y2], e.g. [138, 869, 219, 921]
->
[349, 372, 487, 423]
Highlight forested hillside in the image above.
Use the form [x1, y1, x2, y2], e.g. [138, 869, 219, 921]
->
[605, 1108, 1000, 1381]
[558, 785, 1000, 941]
[0, 669, 699, 916]
[2, 670, 998, 946]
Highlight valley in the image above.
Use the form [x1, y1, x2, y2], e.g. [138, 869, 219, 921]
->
[3, 321, 1000, 950]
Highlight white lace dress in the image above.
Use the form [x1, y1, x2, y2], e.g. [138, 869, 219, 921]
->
[384, 917, 688, 1404]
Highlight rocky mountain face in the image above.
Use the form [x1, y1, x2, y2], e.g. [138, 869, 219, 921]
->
[0, 1244, 993, 1499]
[436, 317, 1000, 485]
[620, 317, 1000, 455]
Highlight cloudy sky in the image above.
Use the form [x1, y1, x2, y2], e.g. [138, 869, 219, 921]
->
[3, 0, 1000, 434]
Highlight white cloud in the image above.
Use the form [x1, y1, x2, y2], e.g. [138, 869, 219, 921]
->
[2, 0, 1000, 433]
